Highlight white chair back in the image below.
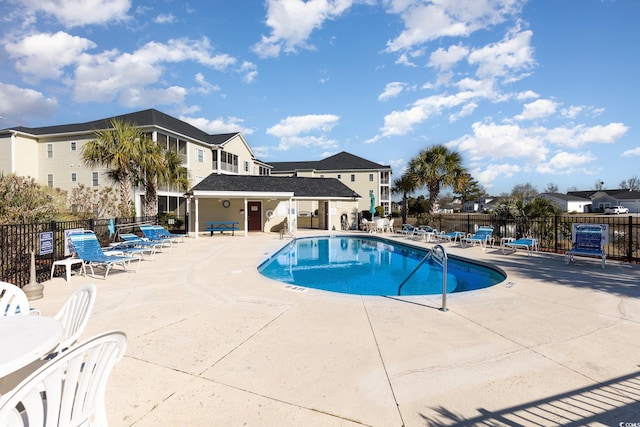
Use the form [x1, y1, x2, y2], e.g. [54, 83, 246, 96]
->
[0, 331, 127, 427]
[1, 281, 30, 316]
[53, 284, 97, 353]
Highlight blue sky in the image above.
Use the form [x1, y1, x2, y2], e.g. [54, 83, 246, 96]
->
[1, 0, 638, 197]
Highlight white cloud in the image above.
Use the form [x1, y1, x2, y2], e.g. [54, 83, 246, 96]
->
[73, 37, 236, 103]
[451, 121, 548, 163]
[428, 43, 469, 71]
[238, 61, 258, 84]
[369, 90, 477, 141]
[622, 147, 640, 157]
[560, 105, 583, 119]
[155, 13, 176, 24]
[182, 115, 254, 135]
[252, 0, 353, 58]
[535, 151, 595, 174]
[515, 90, 539, 100]
[545, 123, 628, 148]
[5, 31, 96, 80]
[471, 163, 521, 189]
[513, 98, 558, 121]
[378, 82, 405, 101]
[267, 114, 340, 150]
[449, 102, 477, 122]
[20, 0, 131, 27]
[0, 83, 58, 120]
[468, 27, 535, 81]
[385, 0, 524, 52]
[194, 73, 220, 94]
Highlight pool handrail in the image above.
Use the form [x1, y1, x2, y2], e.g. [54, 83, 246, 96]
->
[397, 244, 449, 311]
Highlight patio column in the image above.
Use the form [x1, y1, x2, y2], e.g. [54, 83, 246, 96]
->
[243, 198, 248, 237]
[194, 197, 200, 239]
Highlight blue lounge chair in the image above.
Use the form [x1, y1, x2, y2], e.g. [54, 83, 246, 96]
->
[565, 224, 606, 269]
[436, 231, 465, 244]
[461, 227, 494, 249]
[139, 225, 175, 247]
[105, 240, 156, 260]
[152, 225, 186, 243]
[502, 238, 539, 256]
[69, 231, 139, 279]
[120, 233, 165, 252]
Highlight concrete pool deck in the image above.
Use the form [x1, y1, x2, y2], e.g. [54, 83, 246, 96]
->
[35, 230, 640, 426]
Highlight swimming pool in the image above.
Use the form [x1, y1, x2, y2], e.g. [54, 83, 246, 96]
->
[258, 235, 506, 296]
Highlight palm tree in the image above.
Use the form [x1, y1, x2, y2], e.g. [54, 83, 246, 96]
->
[138, 137, 189, 217]
[408, 145, 466, 214]
[81, 119, 143, 216]
[391, 173, 417, 225]
[83, 119, 190, 217]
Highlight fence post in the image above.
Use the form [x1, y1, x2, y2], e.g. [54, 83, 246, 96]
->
[554, 215, 559, 254]
[628, 215, 633, 263]
[50, 220, 57, 262]
[185, 212, 190, 233]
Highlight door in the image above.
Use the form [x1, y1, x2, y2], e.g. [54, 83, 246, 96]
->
[248, 201, 262, 231]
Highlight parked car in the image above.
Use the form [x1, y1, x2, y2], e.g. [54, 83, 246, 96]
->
[604, 206, 629, 214]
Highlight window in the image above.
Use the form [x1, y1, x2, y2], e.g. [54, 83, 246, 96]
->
[47, 144, 53, 158]
[70, 141, 77, 151]
[244, 161, 249, 172]
[47, 174, 54, 188]
[351, 174, 355, 182]
[369, 173, 374, 182]
[92, 172, 99, 187]
[196, 148, 204, 163]
[71, 172, 77, 182]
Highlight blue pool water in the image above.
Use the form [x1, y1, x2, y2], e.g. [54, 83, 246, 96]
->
[258, 235, 506, 296]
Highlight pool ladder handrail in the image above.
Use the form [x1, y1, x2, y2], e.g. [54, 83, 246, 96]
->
[397, 244, 449, 312]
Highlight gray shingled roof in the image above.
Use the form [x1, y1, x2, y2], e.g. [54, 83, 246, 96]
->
[539, 192, 591, 201]
[269, 151, 390, 172]
[192, 174, 360, 198]
[2, 108, 237, 146]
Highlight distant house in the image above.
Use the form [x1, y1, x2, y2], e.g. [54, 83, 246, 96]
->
[567, 189, 640, 213]
[462, 197, 501, 212]
[538, 193, 591, 213]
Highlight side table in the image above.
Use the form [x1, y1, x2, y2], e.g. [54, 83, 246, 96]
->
[50, 257, 85, 283]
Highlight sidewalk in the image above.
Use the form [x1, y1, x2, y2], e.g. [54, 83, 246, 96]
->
[37, 231, 640, 426]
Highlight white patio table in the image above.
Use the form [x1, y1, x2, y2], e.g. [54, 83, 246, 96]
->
[0, 315, 63, 379]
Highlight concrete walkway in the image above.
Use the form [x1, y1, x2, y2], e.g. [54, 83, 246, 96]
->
[36, 231, 640, 426]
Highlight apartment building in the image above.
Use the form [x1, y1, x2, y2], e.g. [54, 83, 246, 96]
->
[1, 109, 389, 234]
[269, 152, 392, 216]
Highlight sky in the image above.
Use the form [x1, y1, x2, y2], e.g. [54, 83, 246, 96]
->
[1, 0, 639, 197]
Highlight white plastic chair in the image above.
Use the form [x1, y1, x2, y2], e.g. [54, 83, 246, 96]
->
[1, 281, 37, 316]
[53, 284, 97, 354]
[0, 331, 127, 427]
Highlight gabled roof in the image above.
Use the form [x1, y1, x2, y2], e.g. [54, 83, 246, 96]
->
[539, 192, 591, 202]
[2, 108, 238, 147]
[269, 151, 391, 173]
[567, 188, 640, 199]
[191, 174, 360, 199]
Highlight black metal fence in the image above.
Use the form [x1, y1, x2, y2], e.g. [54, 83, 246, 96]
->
[422, 214, 640, 263]
[0, 215, 186, 288]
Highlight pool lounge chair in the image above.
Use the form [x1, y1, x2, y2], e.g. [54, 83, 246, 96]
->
[565, 225, 606, 269]
[139, 225, 176, 246]
[152, 225, 186, 243]
[436, 231, 465, 244]
[69, 231, 139, 279]
[461, 227, 494, 249]
[502, 238, 539, 256]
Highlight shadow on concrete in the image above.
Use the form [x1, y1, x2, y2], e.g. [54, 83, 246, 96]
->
[479, 248, 640, 299]
[420, 370, 640, 426]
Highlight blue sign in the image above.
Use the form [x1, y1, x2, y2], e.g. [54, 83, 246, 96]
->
[40, 231, 54, 255]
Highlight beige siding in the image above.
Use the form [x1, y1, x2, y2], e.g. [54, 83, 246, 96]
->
[13, 135, 40, 179]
